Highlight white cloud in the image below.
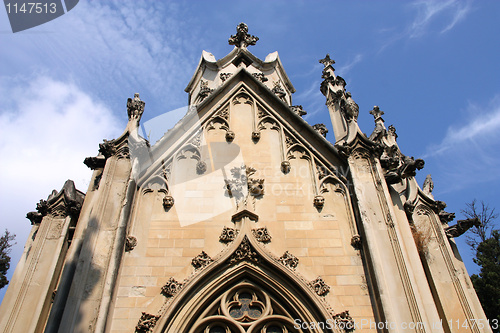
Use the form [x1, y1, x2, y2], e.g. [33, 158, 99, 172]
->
[423, 95, 500, 192]
[379, 0, 472, 51]
[0, 75, 122, 293]
[337, 54, 363, 76]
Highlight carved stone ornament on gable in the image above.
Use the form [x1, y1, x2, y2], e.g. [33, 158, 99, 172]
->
[436, 201, 455, 224]
[228, 22, 259, 48]
[314, 195, 325, 209]
[220, 72, 232, 82]
[135, 312, 160, 333]
[191, 251, 213, 270]
[278, 251, 299, 269]
[225, 165, 264, 209]
[198, 80, 213, 102]
[252, 227, 272, 243]
[127, 93, 145, 121]
[351, 234, 362, 250]
[312, 123, 328, 137]
[252, 72, 268, 82]
[219, 226, 238, 243]
[290, 105, 307, 117]
[309, 276, 330, 296]
[229, 236, 259, 265]
[272, 81, 286, 100]
[161, 277, 183, 297]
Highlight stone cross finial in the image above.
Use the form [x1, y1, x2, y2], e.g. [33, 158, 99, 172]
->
[369, 106, 384, 120]
[319, 54, 335, 68]
[228, 23, 259, 48]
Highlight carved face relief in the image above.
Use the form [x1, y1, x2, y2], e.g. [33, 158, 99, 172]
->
[251, 131, 261, 141]
[163, 195, 175, 209]
[196, 161, 207, 174]
[225, 130, 235, 142]
[248, 179, 264, 196]
[313, 195, 325, 208]
[281, 161, 291, 174]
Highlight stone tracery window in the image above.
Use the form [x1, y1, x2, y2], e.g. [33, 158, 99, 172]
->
[191, 282, 301, 333]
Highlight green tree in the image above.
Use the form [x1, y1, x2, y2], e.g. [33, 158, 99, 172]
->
[470, 230, 500, 331]
[0, 229, 16, 289]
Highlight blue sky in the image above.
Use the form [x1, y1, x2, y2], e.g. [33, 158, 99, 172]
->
[1, 0, 499, 301]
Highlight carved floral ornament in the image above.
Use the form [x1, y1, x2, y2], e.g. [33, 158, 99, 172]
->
[251, 227, 272, 243]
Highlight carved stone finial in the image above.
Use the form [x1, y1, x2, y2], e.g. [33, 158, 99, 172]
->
[341, 91, 359, 122]
[272, 81, 286, 100]
[319, 54, 335, 68]
[127, 93, 145, 121]
[309, 276, 330, 296]
[422, 174, 434, 195]
[228, 23, 259, 48]
[369, 106, 384, 120]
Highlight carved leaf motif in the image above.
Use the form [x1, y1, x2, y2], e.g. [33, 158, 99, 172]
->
[192, 251, 213, 270]
[136, 312, 160, 333]
[219, 226, 238, 243]
[252, 227, 272, 243]
[161, 277, 183, 297]
[229, 236, 259, 264]
[309, 277, 330, 296]
[278, 251, 299, 269]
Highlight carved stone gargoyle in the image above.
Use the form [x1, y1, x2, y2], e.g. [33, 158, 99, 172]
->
[444, 217, 481, 238]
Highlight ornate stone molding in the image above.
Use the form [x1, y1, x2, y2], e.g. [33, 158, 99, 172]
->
[228, 22, 258, 48]
[309, 277, 330, 296]
[161, 277, 183, 297]
[278, 251, 299, 269]
[191, 251, 213, 270]
[127, 93, 145, 121]
[125, 236, 137, 252]
[135, 312, 160, 333]
[252, 227, 272, 243]
[219, 226, 238, 243]
[229, 236, 259, 265]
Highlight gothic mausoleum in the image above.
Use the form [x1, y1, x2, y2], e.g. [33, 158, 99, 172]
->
[0, 23, 491, 333]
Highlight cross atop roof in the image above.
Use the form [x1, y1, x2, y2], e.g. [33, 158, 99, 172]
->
[319, 54, 335, 68]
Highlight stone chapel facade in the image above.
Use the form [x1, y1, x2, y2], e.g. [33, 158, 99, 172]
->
[0, 23, 492, 333]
